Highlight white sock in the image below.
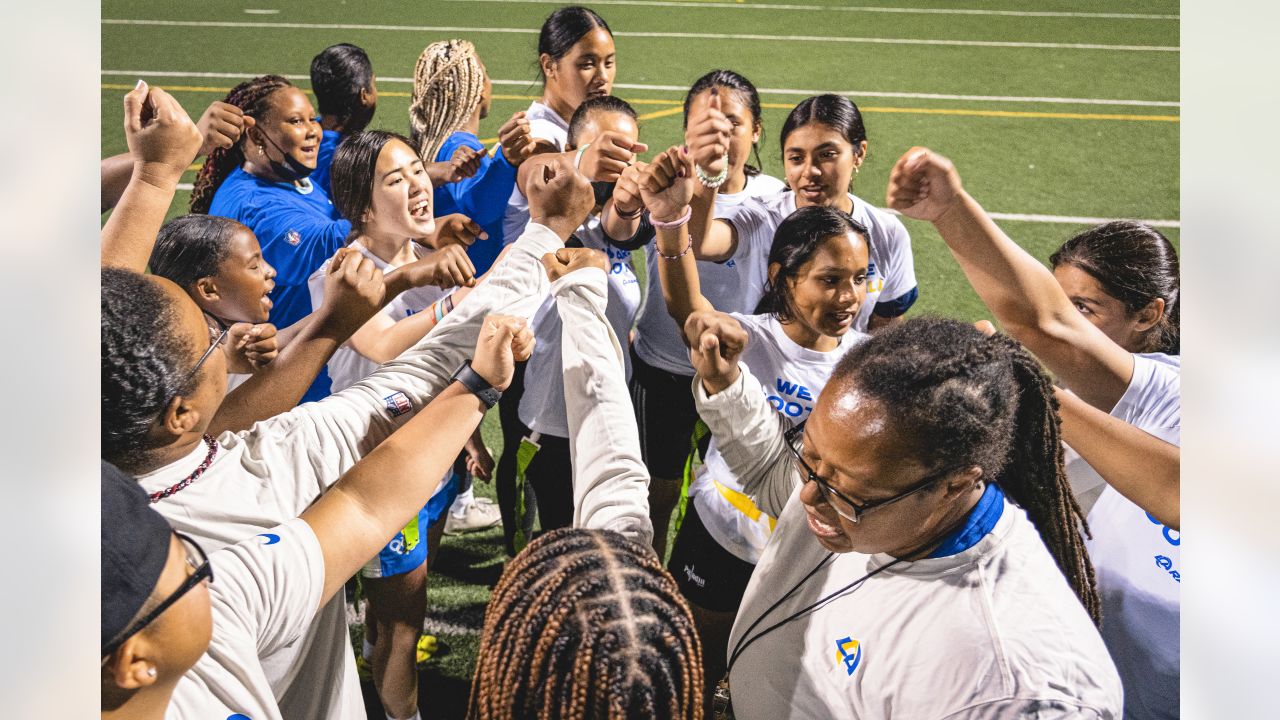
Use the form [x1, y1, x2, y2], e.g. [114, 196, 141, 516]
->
[450, 486, 476, 516]
[388, 711, 422, 720]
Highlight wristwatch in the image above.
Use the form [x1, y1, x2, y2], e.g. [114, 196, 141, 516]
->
[451, 360, 502, 409]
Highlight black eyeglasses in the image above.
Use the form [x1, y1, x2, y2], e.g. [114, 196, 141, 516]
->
[102, 532, 213, 658]
[784, 422, 950, 523]
[180, 314, 231, 388]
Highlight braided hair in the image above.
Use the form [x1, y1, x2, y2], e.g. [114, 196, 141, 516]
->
[831, 316, 1101, 624]
[468, 528, 704, 720]
[189, 75, 293, 213]
[410, 39, 486, 164]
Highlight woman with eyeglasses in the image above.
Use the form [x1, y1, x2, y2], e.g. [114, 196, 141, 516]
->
[638, 146, 869, 710]
[686, 312, 1121, 717]
[101, 310, 534, 720]
[887, 147, 1180, 720]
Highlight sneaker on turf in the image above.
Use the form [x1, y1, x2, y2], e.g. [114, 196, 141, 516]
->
[444, 497, 502, 535]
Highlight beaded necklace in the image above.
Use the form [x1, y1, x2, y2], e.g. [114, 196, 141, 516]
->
[148, 435, 219, 503]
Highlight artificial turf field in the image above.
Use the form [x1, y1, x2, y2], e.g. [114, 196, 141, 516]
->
[101, 1, 1179, 716]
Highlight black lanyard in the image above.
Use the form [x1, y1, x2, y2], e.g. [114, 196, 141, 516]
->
[726, 553, 904, 677]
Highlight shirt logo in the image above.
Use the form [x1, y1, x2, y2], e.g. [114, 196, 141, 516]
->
[384, 392, 413, 417]
[835, 636, 863, 676]
[258, 533, 280, 545]
[285, 230, 302, 246]
[683, 564, 706, 588]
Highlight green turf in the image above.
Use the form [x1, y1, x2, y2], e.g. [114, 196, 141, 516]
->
[102, 2, 1178, 717]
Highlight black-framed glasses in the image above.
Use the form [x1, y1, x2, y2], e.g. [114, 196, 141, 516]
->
[180, 313, 231, 388]
[784, 422, 950, 524]
[102, 533, 213, 658]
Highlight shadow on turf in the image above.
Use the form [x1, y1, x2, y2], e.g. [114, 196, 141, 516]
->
[362, 663, 472, 720]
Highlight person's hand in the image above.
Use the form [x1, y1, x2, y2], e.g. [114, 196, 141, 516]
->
[539, 247, 608, 282]
[576, 131, 648, 183]
[400, 244, 477, 289]
[524, 154, 594, 238]
[498, 111, 537, 165]
[640, 146, 696, 222]
[611, 159, 648, 216]
[470, 315, 535, 391]
[886, 147, 966, 223]
[683, 86, 732, 178]
[685, 310, 748, 395]
[428, 145, 484, 185]
[428, 213, 488, 248]
[195, 100, 255, 157]
[223, 322, 279, 372]
[464, 435, 495, 481]
[123, 80, 204, 185]
[317, 247, 386, 336]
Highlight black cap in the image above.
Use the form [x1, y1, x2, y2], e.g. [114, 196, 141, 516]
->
[101, 461, 173, 656]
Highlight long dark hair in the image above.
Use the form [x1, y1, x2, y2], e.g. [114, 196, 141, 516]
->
[683, 69, 764, 178]
[149, 215, 248, 288]
[329, 129, 416, 236]
[780, 94, 867, 159]
[468, 528, 703, 719]
[1050, 221, 1180, 355]
[189, 75, 294, 214]
[536, 6, 611, 83]
[754, 206, 869, 322]
[831, 317, 1101, 623]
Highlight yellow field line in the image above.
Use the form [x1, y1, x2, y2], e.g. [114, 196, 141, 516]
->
[102, 83, 1178, 123]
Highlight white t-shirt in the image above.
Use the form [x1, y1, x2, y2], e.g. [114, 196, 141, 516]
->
[167, 518, 324, 720]
[718, 190, 917, 332]
[692, 313, 864, 563]
[137, 224, 565, 720]
[502, 101, 570, 244]
[1066, 352, 1181, 720]
[728, 489, 1123, 719]
[307, 241, 451, 393]
[519, 214, 642, 437]
[632, 172, 787, 375]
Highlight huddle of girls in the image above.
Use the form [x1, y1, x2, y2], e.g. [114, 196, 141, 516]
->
[102, 4, 1180, 720]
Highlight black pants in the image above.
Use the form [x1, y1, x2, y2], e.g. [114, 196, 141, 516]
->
[522, 433, 574, 533]
[495, 361, 529, 556]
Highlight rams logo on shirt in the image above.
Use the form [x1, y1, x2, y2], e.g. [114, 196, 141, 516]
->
[835, 636, 862, 676]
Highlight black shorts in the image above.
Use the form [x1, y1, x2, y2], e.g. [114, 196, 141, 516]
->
[629, 347, 707, 481]
[667, 500, 756, 613]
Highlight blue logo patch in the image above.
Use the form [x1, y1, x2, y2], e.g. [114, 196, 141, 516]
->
[258, 533, 280, 545]
[835, 636, 862, 676]
[384, 392, 413, 417]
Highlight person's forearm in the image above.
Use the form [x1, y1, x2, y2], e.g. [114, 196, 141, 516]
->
[101, 162, 182, 270]
[303, 380, 486, 606]
[100, 153, 134, 212]
[208, 317, 350, 434]
[655, 224, 714, 334]
[557, 268, 653, 543]
[687, 183, 732, 260]
[1057, 387, 1180, 530]
[362, 305, 448, 364]
[600, 198, 642, 241]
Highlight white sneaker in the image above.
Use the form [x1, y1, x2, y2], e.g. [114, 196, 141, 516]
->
[444, 497, 502, 535]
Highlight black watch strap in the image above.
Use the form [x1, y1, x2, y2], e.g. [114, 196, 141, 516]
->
[452, 360, 502, 409]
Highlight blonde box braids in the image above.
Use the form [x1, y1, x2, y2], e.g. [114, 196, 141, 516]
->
[410, 39, 486, 164]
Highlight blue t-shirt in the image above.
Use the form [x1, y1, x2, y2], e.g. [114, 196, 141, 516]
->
[309, 129, 342, 197]
[432, 132, 517, 275]
[208, 166, 352, 402]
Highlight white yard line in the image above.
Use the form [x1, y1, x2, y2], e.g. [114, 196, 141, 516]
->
[101, 18, 1179, 52]
[444, 0, 1178, 21]
[168, 182, 1175, 227]
[100, 70, 1181, 108]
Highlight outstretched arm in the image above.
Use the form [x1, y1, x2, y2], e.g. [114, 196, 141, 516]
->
[302, 316, 531, 606]
[544, 249, 653, 544]
[1057, 387, 1180, 529]
[642, 146, 716, 332]
[887, 147, 1135, 411]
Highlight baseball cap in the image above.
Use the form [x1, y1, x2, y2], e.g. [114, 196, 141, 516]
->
[101, 461, 173, 656]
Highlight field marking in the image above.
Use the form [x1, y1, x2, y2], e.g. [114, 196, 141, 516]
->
[164, 176, 1179, 227]
[100, 82, 1178, 123]
[101, 18, 1179, 52]
[101, 70, 1181, 109]
[444, 0, 1179, 21]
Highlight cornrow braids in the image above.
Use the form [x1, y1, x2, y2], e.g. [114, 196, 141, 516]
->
[831, 316, 1101, 624]
[189, 75, 293, 214]
[468, 528, 704, 720]
[410, 40, 486, 164]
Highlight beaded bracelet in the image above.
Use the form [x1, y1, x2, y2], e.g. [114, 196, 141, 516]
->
[695, 153, 729, 189]
[650, 205, 692, 230]
[657, 235, 693, 261]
